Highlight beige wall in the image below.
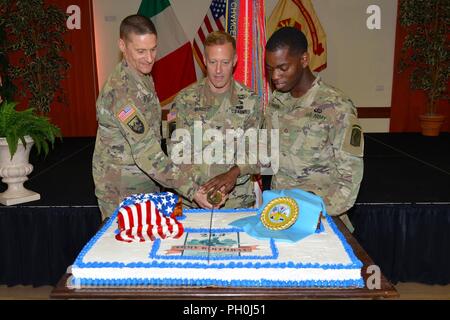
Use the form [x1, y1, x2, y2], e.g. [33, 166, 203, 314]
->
[93, 0, 397, 132]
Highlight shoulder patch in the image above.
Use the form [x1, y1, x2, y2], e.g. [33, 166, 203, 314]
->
[341, 114, 364, 157]
[117, 105, 136, 123]
[127, 115, 145, 134]
[116, 104, 146, 135]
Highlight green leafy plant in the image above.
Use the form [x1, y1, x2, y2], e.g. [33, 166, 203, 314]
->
[398, 0, 449, 115]
[0, 0, 70, 113]
[0, 100, 61, 158]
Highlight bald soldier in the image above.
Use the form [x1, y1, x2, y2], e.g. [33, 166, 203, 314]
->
[264, 27, 364, 229]
[167, 31, 262, 208]
[92, 15, 212, 219]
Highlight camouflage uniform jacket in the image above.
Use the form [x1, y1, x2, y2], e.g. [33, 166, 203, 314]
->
[265, 76, 364, 215]
[168, 78, 262, 208]
[92, 60, 199, 210]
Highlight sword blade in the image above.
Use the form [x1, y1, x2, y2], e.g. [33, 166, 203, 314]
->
[206, 206, 214, 264]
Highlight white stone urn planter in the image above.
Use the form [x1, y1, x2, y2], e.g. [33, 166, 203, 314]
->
[0, 136, 40, 205]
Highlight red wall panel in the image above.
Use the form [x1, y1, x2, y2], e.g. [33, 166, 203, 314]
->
[44, 0, 98, 137]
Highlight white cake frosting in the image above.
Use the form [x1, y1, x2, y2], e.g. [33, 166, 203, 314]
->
[70, 208, 364, 288]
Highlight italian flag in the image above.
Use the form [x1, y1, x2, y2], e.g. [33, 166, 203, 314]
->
[138, 0, 196, 106]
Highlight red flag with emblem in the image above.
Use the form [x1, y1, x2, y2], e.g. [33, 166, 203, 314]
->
[267, 0, 327, 72]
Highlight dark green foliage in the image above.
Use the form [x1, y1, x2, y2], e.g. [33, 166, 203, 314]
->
[0, 100, 61, 158]
[0, 24, 16, 101]
[398, 0, 449, 115]
[0, 0, 70, 113]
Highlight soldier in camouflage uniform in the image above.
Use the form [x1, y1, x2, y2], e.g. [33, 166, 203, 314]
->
[265, 27, 364, 228]
[93, 15, 211, 219]
[167, 31, 262, 208]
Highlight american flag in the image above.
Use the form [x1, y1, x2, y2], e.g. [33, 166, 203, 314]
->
[117, 105, 135, 122]
[192, 0, 227, 73]
[115, 192, 184, 243]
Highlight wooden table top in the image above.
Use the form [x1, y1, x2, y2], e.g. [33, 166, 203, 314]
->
[50, 217, 399, 300]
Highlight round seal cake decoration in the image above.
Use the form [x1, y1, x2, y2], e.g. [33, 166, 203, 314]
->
[260, 197, 299, 230]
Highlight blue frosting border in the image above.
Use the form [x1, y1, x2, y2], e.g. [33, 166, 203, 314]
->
[71, 277, 364, 288]
[73, 205, 363, 288]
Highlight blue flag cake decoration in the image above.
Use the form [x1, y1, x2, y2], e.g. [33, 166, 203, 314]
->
[230, 189, 327, 243]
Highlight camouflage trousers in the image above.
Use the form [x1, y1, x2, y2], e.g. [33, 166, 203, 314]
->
[97, 198, 119, 220]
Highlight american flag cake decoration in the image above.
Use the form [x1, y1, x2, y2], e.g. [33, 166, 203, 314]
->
[115, 192, 184, 243]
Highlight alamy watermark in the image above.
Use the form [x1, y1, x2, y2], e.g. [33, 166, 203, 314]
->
[66, 5, 382, 31]
[366, 5, 381, 30]
[169, 121, 279, 175]
[66, 5, 81, 30]
[366, 264, 381, 290]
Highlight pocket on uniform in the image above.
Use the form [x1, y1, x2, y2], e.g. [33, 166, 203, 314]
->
[299, 121, 329, 154]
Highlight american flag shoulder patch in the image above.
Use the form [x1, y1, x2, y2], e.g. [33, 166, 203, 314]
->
[167, 111, 176, 123]
[117, 105, 136, 123]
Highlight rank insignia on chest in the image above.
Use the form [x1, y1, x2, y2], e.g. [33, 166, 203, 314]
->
[136, 83, 149, 96]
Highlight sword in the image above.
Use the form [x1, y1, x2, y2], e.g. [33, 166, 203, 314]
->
[206, 206, 214, 265]
[206, 191, 223, 264]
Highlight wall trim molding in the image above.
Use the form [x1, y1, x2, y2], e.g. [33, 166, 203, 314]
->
[357, 107, 391, 119]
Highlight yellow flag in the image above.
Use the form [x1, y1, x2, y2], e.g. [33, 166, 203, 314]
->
[267, 0, 327, 72]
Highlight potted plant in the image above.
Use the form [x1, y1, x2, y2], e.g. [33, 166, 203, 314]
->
[398, 0, 449, 136]
[0, 0, 70, 113]
[0, 100, 61, 205]
[0, 0, 69, 205]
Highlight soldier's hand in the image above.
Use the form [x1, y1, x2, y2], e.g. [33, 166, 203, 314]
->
[193, 190, 212, 209]
[216, 192, 228, 208]
[200, 165, 240, 195]
[193, 189, 228, 209]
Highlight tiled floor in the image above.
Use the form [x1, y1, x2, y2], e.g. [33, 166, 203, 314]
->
[0, 285, 53, 300]
[393, 283, 450, 300]
[0, 283, 449, 300]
